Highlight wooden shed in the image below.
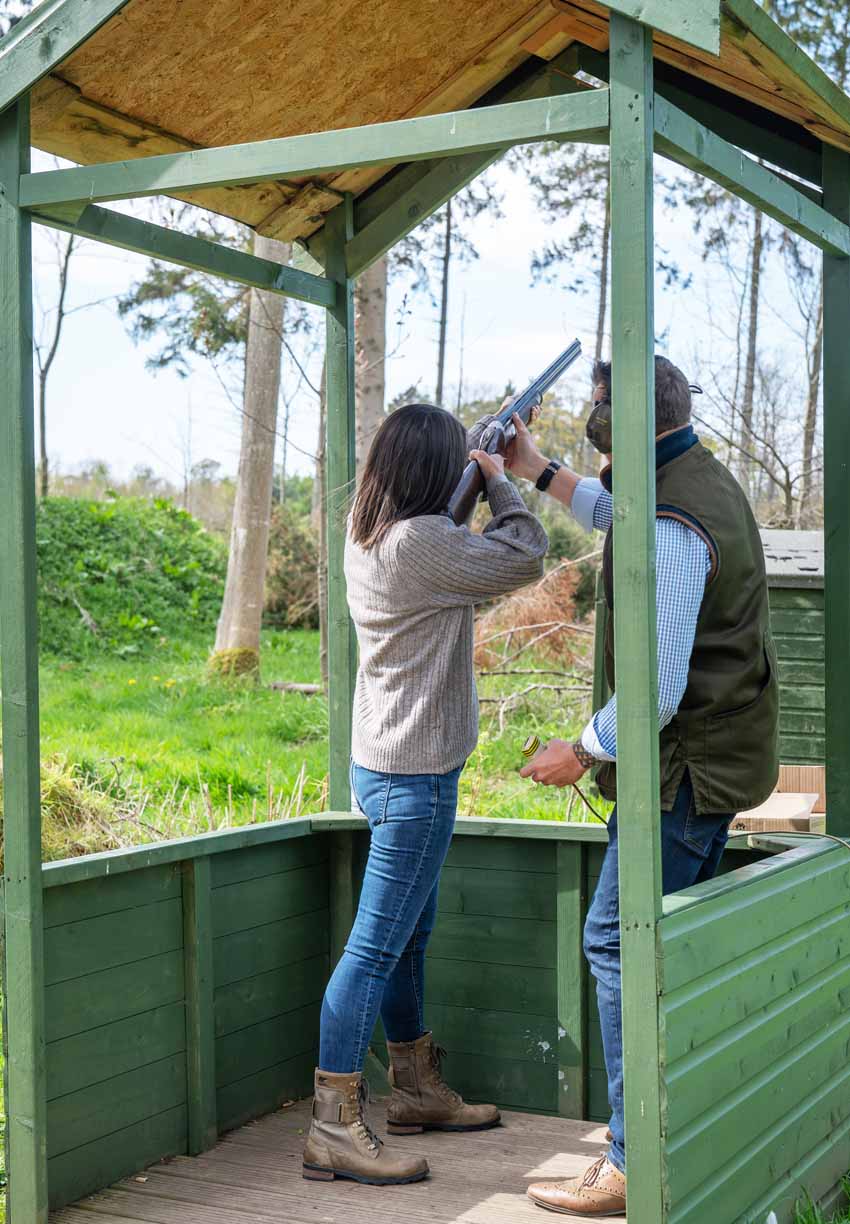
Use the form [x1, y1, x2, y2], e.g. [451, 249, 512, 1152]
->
[2, 4, 850, 1224]
[763, 529, 825, 766]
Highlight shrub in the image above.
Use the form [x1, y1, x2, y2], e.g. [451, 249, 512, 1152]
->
[265, 506, 319, 629]
[37, 496, 226, 658]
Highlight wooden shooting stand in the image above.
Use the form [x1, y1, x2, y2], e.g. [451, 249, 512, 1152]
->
[2, 3, 850, 1222]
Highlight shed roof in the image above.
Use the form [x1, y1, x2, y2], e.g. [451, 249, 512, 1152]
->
[13, 0, 850, 243]
[761, 529, 823, 589]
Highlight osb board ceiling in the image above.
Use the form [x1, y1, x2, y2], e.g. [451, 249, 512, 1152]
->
[26, 0, 850, 244]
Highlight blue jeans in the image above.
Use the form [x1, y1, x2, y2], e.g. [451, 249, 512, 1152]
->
[319, 762, 461, 1073]
[583, 772, 731, 1173]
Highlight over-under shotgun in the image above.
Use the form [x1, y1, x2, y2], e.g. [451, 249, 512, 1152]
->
[448, 338, 582, 525]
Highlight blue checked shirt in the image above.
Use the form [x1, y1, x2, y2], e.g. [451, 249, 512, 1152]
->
[572, 479, 711, 762]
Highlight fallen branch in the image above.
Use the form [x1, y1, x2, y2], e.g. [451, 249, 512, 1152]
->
[268, 682, 322, 695]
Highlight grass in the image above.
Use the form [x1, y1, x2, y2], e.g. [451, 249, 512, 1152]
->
[794, 1186, 850, 1223]
[31, 627, 602, 856]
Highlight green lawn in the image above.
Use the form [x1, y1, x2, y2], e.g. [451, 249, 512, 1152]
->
[32, 627, 600, 855]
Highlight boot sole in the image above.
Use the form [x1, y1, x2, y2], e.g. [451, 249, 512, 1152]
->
[529, 1199, 625, 1217]
[387, 1118, 501, 1135]
[302, 1163, 429, 1186]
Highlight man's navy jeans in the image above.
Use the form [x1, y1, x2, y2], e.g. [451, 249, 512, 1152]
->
[319, 762, 461, 1074]
[583, 771, 731, 1173]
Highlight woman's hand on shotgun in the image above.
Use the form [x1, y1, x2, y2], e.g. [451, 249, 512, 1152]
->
[469, 449, 505, 482]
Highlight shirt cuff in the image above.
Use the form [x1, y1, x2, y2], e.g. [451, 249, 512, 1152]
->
[571, 478, 605, 533]
[581, 718, 616, 763]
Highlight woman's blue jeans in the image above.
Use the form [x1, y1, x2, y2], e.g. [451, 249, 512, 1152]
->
[319, 762, 461, 1074]
[583, 771, 732, 1173]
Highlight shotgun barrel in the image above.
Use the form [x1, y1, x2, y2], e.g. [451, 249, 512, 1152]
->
[448, 338, 582, 526]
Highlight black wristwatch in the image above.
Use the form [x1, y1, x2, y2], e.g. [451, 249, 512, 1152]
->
[535, 459, 562, 493]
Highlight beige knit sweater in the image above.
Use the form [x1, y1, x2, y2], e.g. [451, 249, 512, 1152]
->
[345, 478, 548, 775]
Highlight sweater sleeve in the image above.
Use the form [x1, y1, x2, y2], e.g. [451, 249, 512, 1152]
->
[396, 479, 548, 607]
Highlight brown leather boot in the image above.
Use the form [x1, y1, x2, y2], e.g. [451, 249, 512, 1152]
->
[527, 1154, 626, 1216]
[303, 1069, 429, 1185]
[386, 1032, 500, 1134]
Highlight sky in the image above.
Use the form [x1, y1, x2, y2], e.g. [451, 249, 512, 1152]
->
[31, 147, 813, 486]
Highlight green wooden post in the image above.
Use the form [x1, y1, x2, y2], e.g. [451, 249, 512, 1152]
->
[324, 197, 357, 812]
[182, 857, 217, 1153]
[0, 97, 49, 1224]
[822, 146, 850, 840]
[556, 842, 586, 1118]
[609, 15, 665, 1222]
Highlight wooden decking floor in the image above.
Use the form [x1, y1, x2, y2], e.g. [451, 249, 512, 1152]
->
[50, 1098, 626, 1224]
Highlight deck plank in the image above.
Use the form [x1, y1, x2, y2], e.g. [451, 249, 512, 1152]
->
[50, 1099, 626, 1223]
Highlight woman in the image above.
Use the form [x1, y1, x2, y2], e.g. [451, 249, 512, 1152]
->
[303, 402, 548, 1186]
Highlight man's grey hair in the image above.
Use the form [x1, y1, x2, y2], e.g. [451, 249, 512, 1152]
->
[592, 355, 693, 434]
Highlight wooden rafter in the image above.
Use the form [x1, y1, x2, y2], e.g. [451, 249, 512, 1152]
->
[18, 90, 611, 212]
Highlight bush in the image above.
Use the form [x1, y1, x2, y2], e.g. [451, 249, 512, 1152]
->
[540, 512, 599, 618]
[37, 496, 226, 658]
[265, 505, 319, 629]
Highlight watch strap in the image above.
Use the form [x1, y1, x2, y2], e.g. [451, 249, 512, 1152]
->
[571, 740, 596, 771]
[535, 459, 562, 492]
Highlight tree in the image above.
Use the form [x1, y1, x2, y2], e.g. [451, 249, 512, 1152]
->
[33, 231, 75, 497]
[391, 178, 503, 403]
[211, 235, 290, 674]
[119, 216, 306, 676]
[513, 143, 611, 364]
[354, 255, 388, 471]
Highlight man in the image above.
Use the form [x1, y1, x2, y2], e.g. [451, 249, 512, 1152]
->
[510, 356, 779, 1217]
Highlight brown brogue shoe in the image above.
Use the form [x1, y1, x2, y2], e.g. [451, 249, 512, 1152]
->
[303, 1069, 429, 1185]
[386, 1032, 500, 1134]
[527, 1155, 626, 1216]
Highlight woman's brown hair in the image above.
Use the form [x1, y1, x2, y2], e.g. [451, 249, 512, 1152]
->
[350, 403, 467, 550]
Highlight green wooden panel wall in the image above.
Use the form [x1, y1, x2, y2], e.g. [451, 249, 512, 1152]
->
[771, 587, 825, 764]
[43, 863, 188, 1210]
[658, 843, 850, 1223]
[424, 835, 560, 1115]
[37, 817, 779, 1213]
[210, 835, 330, 1132]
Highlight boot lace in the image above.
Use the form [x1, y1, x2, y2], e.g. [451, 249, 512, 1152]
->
[580, 1155, 610, 1189]
[429, 1044, 462, 1107]
[351, 1078, 382, 1154]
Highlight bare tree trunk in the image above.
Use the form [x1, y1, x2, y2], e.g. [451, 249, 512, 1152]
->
[435, 200, 452, 405]
[37, 233, 76, 498]
[594, 183, 611, 363]
[354, 255, 387, 472]
[211, 235, 290, 677]
[739, 209, 763, 486]
[315, 364, 329, 690]
[799, 276, 823, 526]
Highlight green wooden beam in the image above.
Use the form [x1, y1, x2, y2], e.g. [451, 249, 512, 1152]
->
[608, 0, 719, 55]
[324, 198, 357, 813]
[0, 0, 131, 116]
[345, 53, 592, 277]
[299, 48, 585, 270]
[182, 857, 217, 1154]
[654, 95, 850, 256]
[19, 90, 611, 212]
[722, 0, 850, 142]
[822, 146, 850, 841]
[576, 45, 821, 188]
[32, 203, 336, 308]
[608, 16, 665, 1223]
[0, 98, 48, 1224]
[556, 842, 586, 1119]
